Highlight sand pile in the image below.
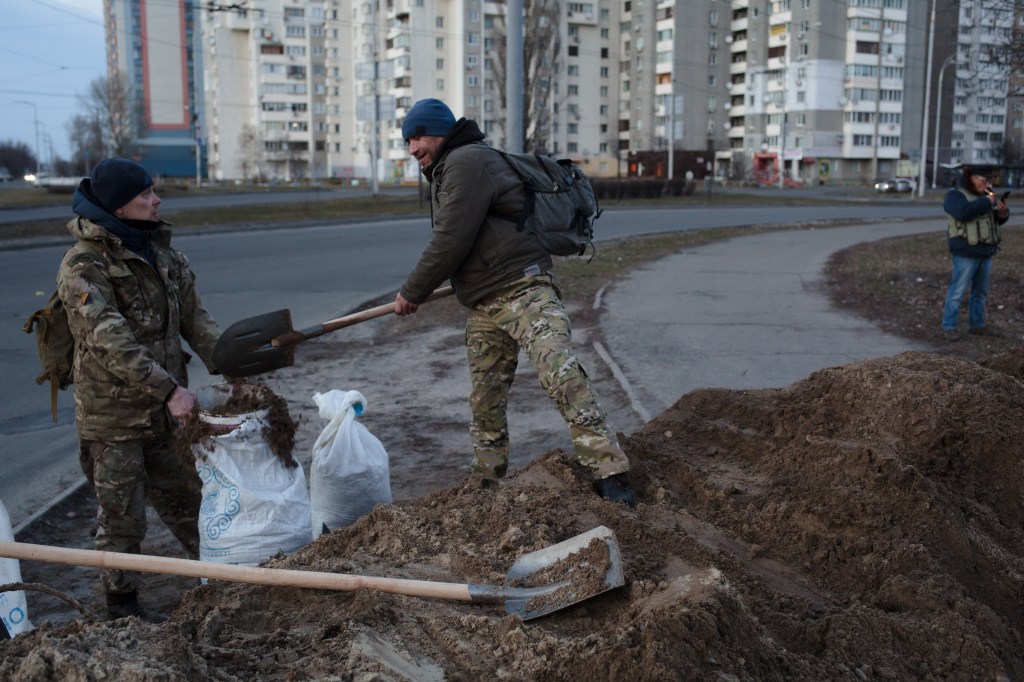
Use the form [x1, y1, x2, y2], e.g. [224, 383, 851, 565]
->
[2, 351, 1022, 680]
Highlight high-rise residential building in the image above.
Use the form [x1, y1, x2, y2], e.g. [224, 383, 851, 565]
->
[929, 0, 1016, 181]
[190, 0, 1019, 186]
[104, 0, 204, 178]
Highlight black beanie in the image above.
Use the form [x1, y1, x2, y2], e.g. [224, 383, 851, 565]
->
[89, 158, 154, 212]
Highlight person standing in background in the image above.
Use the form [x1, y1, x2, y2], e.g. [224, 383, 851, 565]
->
[941, 166, 1009, 339]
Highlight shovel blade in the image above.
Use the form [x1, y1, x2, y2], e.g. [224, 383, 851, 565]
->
[502, 526, 624, 620]
[213, 309, 297, 378]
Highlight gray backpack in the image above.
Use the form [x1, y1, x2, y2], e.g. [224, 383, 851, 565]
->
[489, 151, 600, 259]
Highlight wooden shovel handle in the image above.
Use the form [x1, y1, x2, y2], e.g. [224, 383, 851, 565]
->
[273, 285, 456, 347]
[0, 540, 473, 602]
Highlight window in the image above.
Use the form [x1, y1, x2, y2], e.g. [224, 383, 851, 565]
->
[853, 134, 873, 146]
[569, 45, 579, 56]
[437, 78, 444, 90]
[436, 58, 444, 69]
[436, 16, 443, 28]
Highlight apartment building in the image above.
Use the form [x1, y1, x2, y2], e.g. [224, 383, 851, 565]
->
[104, 0, 204, 178]
[187, 0, 1019, 185]
[931, 0, 1016, 182]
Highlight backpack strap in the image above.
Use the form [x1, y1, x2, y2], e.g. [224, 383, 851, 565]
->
[488, 150, 535, 233]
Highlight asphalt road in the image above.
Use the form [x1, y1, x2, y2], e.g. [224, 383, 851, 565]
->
[0, 200, 937, 530]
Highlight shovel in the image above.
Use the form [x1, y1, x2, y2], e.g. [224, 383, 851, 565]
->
[212, 285, 455, 378]
[0, 526, 623, 620]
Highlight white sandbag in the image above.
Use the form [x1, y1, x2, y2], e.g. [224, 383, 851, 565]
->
[310, 390, 392, 537]
[0, 498, 33, 637]
[194, 388, 312, 566]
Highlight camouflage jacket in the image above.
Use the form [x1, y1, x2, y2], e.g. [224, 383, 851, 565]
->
[56, 215, 221, 440]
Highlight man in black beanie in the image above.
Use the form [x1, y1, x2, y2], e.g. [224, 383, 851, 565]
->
[56, 157, 222, 620]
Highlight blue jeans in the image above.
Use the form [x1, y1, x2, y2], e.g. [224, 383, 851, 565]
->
[941, 254, 993, 331]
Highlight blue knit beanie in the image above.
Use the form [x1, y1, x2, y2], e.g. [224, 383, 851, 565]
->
[89, 158, 154, 212]
[402, 99, 456, 141]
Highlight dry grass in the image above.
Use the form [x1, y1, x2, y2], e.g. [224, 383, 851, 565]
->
[826, 225, 1024, 359]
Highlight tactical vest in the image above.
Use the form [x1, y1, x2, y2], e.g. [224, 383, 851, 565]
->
[947, 187, 1001, 246]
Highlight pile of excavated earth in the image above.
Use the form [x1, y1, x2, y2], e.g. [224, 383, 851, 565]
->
[2, 349, 1022, 680]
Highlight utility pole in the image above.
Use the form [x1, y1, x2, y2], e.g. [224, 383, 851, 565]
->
[918, 0, 937, 198]
[506, 0, 523, 152]
[778, 52, 787, 189]
[667, 84, 674, 181]
[370, 0, 380, 196]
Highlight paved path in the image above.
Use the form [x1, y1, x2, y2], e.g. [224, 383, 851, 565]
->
[600, 221, 939, 422]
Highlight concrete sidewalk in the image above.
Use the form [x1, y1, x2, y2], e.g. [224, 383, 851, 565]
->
[599, 221, 938, 422]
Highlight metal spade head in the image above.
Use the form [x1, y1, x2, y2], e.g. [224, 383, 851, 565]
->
[500, 526, 624, 620]
[212, 308, 297, 378]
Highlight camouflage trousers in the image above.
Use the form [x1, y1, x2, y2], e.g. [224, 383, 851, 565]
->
[79, 437, 201, 595]
[465, 275, 630, 480]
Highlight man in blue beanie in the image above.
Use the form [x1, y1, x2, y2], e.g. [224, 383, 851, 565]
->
[56, 157, 222, 619]
[394, 98, 636, 507]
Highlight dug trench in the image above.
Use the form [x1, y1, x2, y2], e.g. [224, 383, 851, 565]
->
[3, 292, 1024, 680]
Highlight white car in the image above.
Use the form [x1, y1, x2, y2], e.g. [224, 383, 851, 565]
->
[874, 177, 916, 193]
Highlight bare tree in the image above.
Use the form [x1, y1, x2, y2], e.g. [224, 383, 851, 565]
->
[66, 113, 105, 174]
[237, 124, 264, 182]
[491, 0, 563, 153]
[973, 0, 1022, 95]
[73, 73, 143, 159]
[0, 140, 37, 177]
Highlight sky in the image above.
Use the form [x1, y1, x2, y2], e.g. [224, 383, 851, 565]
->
[1, 0, 106, 165]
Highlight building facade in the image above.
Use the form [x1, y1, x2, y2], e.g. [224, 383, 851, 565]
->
[105, 0, 205, 178]
[186, 0, 1020, 186]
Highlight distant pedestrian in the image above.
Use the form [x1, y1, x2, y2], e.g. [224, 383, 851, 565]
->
[57, 158, 222, 619]
[941, 166, 1009, 338]
[392, 98, 636, 506]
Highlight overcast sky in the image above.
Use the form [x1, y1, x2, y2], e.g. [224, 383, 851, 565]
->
[2, 0, 105, 166]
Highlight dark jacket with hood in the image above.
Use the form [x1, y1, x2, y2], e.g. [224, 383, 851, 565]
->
[56, 181, 221, 440]
[399, 118, 554, 307]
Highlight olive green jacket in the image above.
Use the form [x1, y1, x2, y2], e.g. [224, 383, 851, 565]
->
[400, 120, 554, 307]
[57, 217, 221, 440]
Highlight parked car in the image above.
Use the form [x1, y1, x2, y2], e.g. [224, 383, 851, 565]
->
[874, 177, 916, 193]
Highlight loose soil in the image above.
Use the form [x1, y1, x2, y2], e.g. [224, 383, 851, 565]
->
[4, 236, 1024, 680]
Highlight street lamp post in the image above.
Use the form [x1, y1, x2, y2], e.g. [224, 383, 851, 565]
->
[932, 54, 956, 189]
[14, 100, 40, 177]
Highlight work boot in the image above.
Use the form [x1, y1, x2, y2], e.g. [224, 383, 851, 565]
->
[594, 473, 637, 507]
[106, 590, 144, 620]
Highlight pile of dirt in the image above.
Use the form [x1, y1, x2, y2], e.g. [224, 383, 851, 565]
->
[3, 350, 1022, 680]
